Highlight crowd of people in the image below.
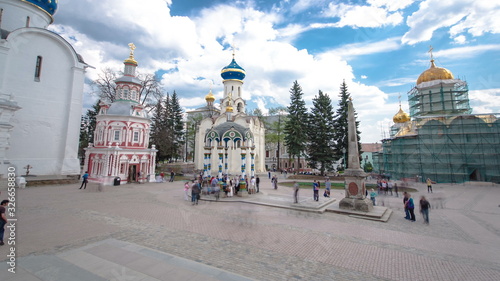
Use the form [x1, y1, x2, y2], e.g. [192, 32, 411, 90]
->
[183, 173, 263, 205]
[175, 172, 433, 224]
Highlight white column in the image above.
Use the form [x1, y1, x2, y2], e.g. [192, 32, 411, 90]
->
[240, 149, 246, 176]
[218, 149, 223, 178]
[250, 150, 255, 177]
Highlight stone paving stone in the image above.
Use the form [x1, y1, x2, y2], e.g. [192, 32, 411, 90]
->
[18, 255, 106, 281]
[0, 265, 43, 281]
[1, 177, 499, 280]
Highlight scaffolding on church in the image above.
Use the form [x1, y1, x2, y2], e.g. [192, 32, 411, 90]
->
[408, 80, 471, 117]
[374, 113, 500, 183]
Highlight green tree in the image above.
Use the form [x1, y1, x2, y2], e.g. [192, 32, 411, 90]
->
[168, 91, 185, 161]
[186, 113, 203, 161]
[150, 92, 184, 163]
[284, 81, 309, 173]
[78, 100, 100, 164]
[332, 81, 361, 170]
[266, 107, 288, 171]
[307, 90, 335, 175]
[150, 95, 168, 162]
[364, 162, 373, 173]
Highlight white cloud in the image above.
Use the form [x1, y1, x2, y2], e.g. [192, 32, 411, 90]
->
[361, 75, 368, 79]
[402, 0, 500, 45]
[367, 0, 415, 12]
[53, 0, 408, 143]
[378, 77, 416, 87]
[469, 88, 500, 114]
[329, 37, 401, 59]
[453, 35, 468, 44]
[290, 0, 321, 14]
[449, 1, 500, 37]
[433, 44, 500, 59]
[323, 2, 404, 28]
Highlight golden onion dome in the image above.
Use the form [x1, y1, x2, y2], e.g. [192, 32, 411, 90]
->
[393, 106, 410, 123]
[416, 59, 454, 85]
[124, 56, 137, 65]
[205, 90, 215, 102]
[226, 105, 233, 112]
[124, 43, 138, 65]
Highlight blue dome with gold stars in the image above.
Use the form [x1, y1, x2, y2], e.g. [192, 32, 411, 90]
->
[221, 58, 246, 81]
[23, 0, 58, 16]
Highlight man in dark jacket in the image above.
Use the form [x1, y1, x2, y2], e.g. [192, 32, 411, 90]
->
[191, 180, 200, 205]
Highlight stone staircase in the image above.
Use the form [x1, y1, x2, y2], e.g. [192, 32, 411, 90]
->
[23, 175, 79, 187]
[325, 204, 393, 222]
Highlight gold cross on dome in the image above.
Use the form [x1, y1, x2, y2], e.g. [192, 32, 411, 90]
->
[231, 44, 238, 58]
[428, 45, 434, 60]
[128, 43, 136, 56]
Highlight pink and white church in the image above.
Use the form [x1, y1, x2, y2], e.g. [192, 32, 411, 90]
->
[83, 45, 157, 184]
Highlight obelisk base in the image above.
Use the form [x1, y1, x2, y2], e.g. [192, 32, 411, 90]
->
[339, 197, 373, 212]
[339, 168, 373, 212]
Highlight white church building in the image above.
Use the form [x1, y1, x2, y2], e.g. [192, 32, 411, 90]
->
[190, 54, 266, 177]
[0, 0, 89, 177]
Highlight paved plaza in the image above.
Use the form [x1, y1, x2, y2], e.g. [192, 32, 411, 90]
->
[1, 175, 500, 280]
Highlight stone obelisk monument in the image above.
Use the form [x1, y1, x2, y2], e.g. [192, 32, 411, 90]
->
[339, 99, 373, 212]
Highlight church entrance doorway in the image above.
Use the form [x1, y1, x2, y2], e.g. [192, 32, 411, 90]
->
[128, 165, 138, 183]
[469, 168, 482, 181]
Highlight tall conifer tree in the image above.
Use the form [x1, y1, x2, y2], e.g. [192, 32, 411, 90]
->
[284, 81, 308, 172]
[332, 81, 362, 169]
[78, 100, 100, 163]
[150, 95, 167, 162]
[307, 90, 335, 175]
[169, 91, 185, 161]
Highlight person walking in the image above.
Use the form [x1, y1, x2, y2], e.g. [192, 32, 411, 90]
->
[370, 189, 377, 206]
[256, 175, 260, 193]
[387, 180, 393, 196]
[426, 178, 433, 193]
[191, 180, 200, 205]
[403, 192, 410, 220]
[324, 178, 331, 198]
[79, 171, 89, 189]
[405, 193, 416, 221]
[272, 175, 278, 189]
[183, 182, 190, 201]
[293, 181, 300, 203]
[420, 196, 431, 224]
[0, 200, 9, 246]
[394, 182, 399, 197]
[211, 176, 219, 194]
[381, 180, 387, 195]
[250, 176, 256, 194]
[169, 170, 175, 182]
[313, 180, 320, 201]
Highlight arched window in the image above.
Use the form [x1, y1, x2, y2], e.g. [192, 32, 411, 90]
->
[34, 56, 42, 81]
[123, 89, 129, 100]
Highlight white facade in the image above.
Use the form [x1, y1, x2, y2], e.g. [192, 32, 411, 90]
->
[0, 0, 89, 177]
[191, 56, 265, 177]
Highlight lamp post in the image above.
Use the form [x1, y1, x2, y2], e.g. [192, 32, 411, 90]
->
[342, 148, 346, 170]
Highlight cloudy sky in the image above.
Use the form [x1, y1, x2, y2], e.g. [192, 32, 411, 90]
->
[51, 0, 500, 143]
